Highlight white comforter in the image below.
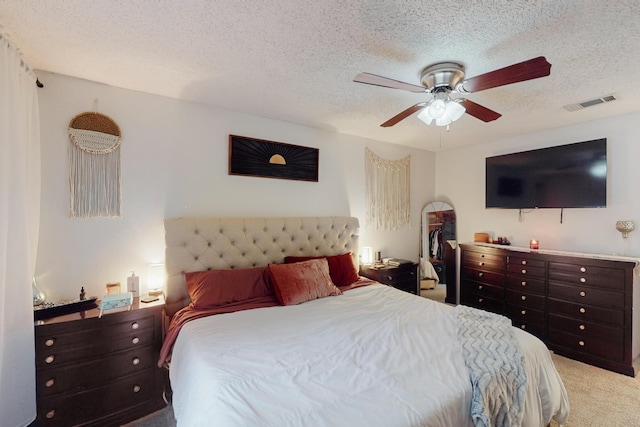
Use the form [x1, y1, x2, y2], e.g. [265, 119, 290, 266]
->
[170, 284, 569, 427]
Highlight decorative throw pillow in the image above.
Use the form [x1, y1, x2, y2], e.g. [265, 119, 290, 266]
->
[268, 258, 342, 306]
[284, 252, 359, 287]
[185, 266, 273, 310]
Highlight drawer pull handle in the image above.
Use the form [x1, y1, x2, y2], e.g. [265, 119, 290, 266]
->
[480, 254, 485, 258]
[45, 378, 55, 388]
[131, 322, 140, 330]
[520, 324, 526, 330]
[46, 410, 55, 419]
[386, 276, 393, 281]
[521, 310, 527, 315]
[478, 285, 483, 290]
[521, 260, 527, 265]
[45, 355, 55, 364]
[45, 338, 55, 347]
[580, 277, 587, 283]
[521, 269, 527, 274]
[478, 272, 484, 278]
[580, 267, 587, 273]
[132, 357, 140, 366]
[479, 262, 484, 266]
[579, 324, 586, 331]
[579, 340, 585, 347]
[521, 295, 526, 301]
[579, 307, 586, 314]
[478, 298, 484, 303]
[521, 281, 526, 286]
[132, 337, 140, 345]
[133, 385, 141, 393]
[579, 291, 586, 297]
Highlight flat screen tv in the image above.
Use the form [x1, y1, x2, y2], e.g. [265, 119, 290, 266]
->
[485, 138, 607, 209]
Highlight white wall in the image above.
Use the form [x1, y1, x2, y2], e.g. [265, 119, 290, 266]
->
[436, 110, 640, 258]
[35, 72, 436, 302]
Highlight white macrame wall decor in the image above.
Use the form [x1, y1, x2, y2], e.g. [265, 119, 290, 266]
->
[68, 112, 122, 218]
[365, 147, 411, 230]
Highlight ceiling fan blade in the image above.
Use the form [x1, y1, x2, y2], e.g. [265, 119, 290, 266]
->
[381, 103, 428, 127]
[354, 72, 426, 93]
[458, 99, 501, 122]
[461, 56, 551, 93]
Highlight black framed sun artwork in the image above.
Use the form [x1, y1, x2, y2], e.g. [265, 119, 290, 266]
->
[228, 135, 319, 182]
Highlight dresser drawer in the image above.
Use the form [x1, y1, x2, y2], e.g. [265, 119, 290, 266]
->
[507, 263, 545, 279]
[36, 315, 155, 366]
[506, 304, 545, 325]
[548, 313, 623, 343]
[548, 262, 624, 291]
[548, 281, 624, 309]
[463, 253, 504, 271]
[462, 267, 504, 286]
[548, 328, 624, 362]
[547, 298, 624, 326]
[508, 256, 545, 269]
[506, 289, 545, 309]
[506, 275, 545, 295]
[512, 321, 546, 340]
[37, 345, 156, 397]
[460, 293, 504, 315]
[37, 370, 156, 427]
[461, 281, 504, 300]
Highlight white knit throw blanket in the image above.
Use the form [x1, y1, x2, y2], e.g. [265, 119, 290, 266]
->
[365, 148, 410, 230]
[455, 305, 527, 427]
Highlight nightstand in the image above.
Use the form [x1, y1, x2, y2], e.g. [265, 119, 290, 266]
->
[34, 297, 167, 426]
[359, 263, 419, 295]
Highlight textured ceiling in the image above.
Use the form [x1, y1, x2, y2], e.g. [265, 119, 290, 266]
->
[2, 0, 640, 151]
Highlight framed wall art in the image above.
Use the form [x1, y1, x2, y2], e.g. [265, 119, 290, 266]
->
[228, 135, 319, 182]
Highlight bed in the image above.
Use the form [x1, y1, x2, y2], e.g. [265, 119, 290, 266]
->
[160, 216, 569, 427]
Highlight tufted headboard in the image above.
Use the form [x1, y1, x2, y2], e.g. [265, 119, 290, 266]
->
[164, 216, 359, 316]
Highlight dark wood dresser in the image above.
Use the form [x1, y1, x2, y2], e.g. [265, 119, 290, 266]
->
[359, 262, 419, 295]
[34, 297, 167, 426]
[460, 243, 639, 376]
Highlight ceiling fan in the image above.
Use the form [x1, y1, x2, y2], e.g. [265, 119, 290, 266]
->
[353, 56, 551, 128]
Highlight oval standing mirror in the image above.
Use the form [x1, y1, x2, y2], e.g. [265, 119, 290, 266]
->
[420, 201, 456, 304]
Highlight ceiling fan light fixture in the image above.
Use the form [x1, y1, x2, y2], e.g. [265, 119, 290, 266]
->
[417, 95, 465, 127]
[446, 99, 466, 121]
[417, 108, 434, 125]
[427, 98, 446, 119]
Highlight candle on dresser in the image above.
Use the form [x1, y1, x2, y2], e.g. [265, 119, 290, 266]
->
[530, 239, 539, 250]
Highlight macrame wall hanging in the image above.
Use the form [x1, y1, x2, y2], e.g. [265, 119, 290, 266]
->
[365, 148, 411, 230]
[68, 111, 122, 218]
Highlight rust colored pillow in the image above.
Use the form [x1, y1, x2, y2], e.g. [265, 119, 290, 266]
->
[185, 266, 273, 310]
[268, 258, 342, 306]
[284, 252, 359, 287]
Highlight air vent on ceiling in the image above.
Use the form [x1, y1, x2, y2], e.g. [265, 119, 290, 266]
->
[563, 94, 619, 112]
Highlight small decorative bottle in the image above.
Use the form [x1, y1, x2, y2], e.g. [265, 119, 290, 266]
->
[79, 286, 86, 301]
[32, 277, 46, 306]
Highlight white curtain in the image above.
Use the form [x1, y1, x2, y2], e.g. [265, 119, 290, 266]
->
[0, 30, 41, 427]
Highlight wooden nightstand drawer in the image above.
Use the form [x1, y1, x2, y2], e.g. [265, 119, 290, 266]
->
[359, 263, 418, 295]
[37, 345, 156, 396]
[506, 263, 545, 278]
[37, 370, 156, 427]
[548, 328, 623, 362]
[507, 256, 545, 269]
[548, 262, 624, 290]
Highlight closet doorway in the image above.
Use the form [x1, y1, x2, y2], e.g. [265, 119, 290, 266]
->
[420, 202, 457, 304]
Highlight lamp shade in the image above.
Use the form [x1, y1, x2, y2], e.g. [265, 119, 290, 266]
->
[417, 96, 466, 127]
